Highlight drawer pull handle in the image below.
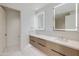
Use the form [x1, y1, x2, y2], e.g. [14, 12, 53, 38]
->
[38, 43, 46, 47]
[31, 40, 36, 42]
[50, 49, 65, 56]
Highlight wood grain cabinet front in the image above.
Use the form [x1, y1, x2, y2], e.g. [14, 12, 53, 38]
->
[29, 36, 62, 56]
[46, 41, 79, 56]
[29, 35, 79, 56]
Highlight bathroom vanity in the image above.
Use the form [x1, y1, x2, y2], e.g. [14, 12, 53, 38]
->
[29, 34, 79, 56]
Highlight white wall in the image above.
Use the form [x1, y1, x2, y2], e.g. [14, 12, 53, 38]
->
[21, 9, 34, 49]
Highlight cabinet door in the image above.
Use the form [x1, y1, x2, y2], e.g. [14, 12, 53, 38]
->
[60, 46, 79, 56]
[37, 38, 47, 45]
[47, 41, 79, 56]
[30, 36, 38, 48]
[30, 36, 38, 42]
[0, 7, 6, 53]
[47, 48, 62, 56]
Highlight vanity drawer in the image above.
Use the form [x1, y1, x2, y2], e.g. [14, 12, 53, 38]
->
[37, 38, 47, 45]
[47, 41, 62, 52]
[30, 36, 39, 48]
[30, 36, 47, 46]
[47, 41, 79, 56]
[30, 36, 47, 50]
[47, 48, 62, 56]
[37, 42, 47, 52]
[30, 36, 38, 42]
[36, 41, 62, 56]
[59, 45, 79, 56]
[30, 39, 38, 48]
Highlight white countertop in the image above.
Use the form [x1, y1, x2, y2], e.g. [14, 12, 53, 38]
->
[30, 33, 79, 50]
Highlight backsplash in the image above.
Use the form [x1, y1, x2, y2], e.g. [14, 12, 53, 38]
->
[36, 30, 79, 41]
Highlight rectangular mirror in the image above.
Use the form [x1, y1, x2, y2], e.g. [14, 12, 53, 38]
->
[54, 3, 77, 31]
[35, 11, 45, 30]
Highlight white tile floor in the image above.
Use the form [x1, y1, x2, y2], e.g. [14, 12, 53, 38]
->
[1, 44, 46, 56]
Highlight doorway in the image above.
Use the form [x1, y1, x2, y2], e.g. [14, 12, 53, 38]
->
[0, 6, 21, 54]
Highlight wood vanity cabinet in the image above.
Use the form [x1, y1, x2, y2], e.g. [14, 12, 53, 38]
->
[29, 36, 79, 56]
[47, 41, 79, 56]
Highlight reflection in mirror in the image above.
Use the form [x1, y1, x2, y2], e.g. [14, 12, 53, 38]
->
[36, 12, 45, 30]
[54, 3, 77, 31]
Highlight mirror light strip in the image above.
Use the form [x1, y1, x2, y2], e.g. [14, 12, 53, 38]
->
[76, 3, 78, 30]
[54, 3, 66, 8]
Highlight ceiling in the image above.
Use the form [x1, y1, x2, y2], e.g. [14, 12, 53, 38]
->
[0, 3, 49, 11]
